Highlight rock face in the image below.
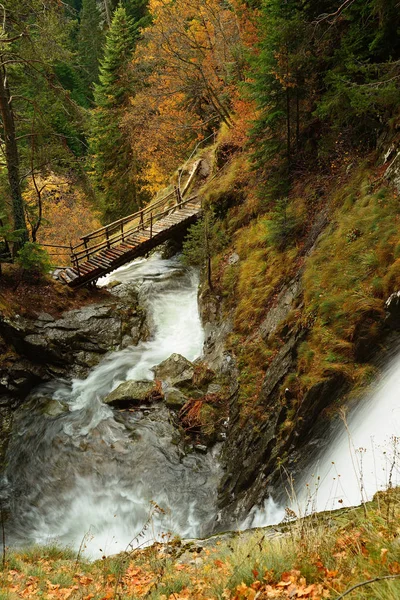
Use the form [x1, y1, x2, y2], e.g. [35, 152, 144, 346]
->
[164, 387, 188, 409]
[104, 380, 157, 407]
[0, 285, 147, 469]
[385, 291, 400, 330]
[199, 264, 352, 528]
[0, 291, 146, 387]
[152, 353, 195, 388]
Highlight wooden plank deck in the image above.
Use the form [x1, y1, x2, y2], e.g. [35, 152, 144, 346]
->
[58, 198, 202, 288]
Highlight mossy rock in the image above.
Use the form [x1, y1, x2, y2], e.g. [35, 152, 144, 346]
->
[104, 380, 158, 408]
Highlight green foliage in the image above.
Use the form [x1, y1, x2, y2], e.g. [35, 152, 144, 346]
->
[90, 5, 148, 222]
[250, 0, 400, 180]
[16, 243, 52, 277]
[265, 198, 305, 250]
[249, 0, 310, 189]
[77, 0, 104, 96]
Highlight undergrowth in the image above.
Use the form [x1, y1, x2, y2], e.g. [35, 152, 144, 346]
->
[203, 145, 400, 411]
[2, 490, 400, 599]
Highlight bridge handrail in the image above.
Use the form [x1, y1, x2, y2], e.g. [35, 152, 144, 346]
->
[79, 190, 177, 245]
[70, 195, 199, 267]
[78, 158, 201, 248]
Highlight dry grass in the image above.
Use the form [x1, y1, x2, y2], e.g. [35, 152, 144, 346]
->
[301, 173, 400, 390]
[1, 490, 400, 599]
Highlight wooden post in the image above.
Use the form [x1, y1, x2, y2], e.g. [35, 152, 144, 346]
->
[83, 238, 89, 260]
[106, 228, 110, 248]
[140, 212, 144, 229]
[150, 212, 153, 238]
[70, 243, 80, 277]
[174, 185, 182, 206]
[121, 221, 125, 242]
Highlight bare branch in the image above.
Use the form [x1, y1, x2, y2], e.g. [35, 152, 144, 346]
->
[313, 0, 357, 25]
[336, 574, 400, 599]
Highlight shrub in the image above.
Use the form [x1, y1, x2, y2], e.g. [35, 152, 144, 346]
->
[16, 242, 52, 280]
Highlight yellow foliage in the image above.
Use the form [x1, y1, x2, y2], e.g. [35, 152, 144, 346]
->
[23, 173, 101, 266]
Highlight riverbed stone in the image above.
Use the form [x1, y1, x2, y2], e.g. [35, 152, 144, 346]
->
[152, 353, 194, 388]
[164, 387, 188, 409]
[104, 380, 156, 407]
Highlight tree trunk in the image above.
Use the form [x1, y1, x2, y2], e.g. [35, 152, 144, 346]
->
[286, 85, 291, 169]
[0, 64, 28, 248]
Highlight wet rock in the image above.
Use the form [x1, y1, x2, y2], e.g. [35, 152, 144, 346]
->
[207, 383, 222, 395]
[164, 387, 188, 409]
[41, 398, 68, 417]
[0, 406, 13, 470]
[153, 353, 194, 388]
[194, 444, 208, 454]
[259, 277, 302, 342]
[385, 291, 400, 330]
[104, 380, 157, 407]
[0, 290, 147, 381]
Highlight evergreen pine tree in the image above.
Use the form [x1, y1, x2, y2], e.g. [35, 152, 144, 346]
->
[122, 0, 151, 33]
[77, 0, 104, 96]
[90, 4, 141, 222]
[249, 0, 306, 195]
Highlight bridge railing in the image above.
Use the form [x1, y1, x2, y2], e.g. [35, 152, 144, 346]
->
[69, 193, 198, 274]
[69, 159, 202, 274]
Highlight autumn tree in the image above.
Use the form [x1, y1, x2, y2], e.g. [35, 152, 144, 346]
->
[126, 0, 248, 192]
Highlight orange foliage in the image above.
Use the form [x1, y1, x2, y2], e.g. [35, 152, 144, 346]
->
[126, 0, 259, 192]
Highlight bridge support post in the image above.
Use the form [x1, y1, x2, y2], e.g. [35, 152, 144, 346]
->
[174, 185, 182, 207]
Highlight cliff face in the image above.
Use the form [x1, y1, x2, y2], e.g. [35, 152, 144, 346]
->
[195, 138, 400, 526]
[0, 284, 147, 469]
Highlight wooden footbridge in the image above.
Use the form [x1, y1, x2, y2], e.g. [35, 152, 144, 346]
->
[56, 162, 203, 288]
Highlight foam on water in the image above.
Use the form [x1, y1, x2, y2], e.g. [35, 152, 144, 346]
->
[1, 254, 219, 558]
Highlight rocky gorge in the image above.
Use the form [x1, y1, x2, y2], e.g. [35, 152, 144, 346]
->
[2, 205, 400, 551]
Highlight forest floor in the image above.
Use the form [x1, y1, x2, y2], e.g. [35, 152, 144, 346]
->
[0, 264, 111, 320]
[1, 489, 400, 600]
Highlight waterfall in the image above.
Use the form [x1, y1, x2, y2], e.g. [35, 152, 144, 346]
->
[296, 352, 400, 515]
[1, 254, 220, 558]
[244, 351, 400, 528]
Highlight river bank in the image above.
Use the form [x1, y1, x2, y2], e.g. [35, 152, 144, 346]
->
[2, 488, 400, 599]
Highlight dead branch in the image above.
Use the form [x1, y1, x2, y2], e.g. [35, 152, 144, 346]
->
[336, 574, 400, 599]
[313, 0, 357, 25]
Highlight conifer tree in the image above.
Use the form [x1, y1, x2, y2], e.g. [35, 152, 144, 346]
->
[90, 4, 141, 222]
[249, 0, 306, 195]
[77, 0, 104, 95]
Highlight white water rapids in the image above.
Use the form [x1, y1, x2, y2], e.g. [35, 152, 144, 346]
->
[1, 254, 220, 557]
[2, 251, 400, 554]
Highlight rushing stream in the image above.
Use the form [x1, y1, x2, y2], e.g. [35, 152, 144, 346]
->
[2, 252, 400, 555]
[1, 254, 221, 557]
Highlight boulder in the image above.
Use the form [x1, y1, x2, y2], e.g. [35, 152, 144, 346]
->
[104, 380, 156, 408]
[153, 353, 194, 388]
[0, 292, 147, 380]
[385, 291, 400, 330]
[164, 387, 188, 409]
